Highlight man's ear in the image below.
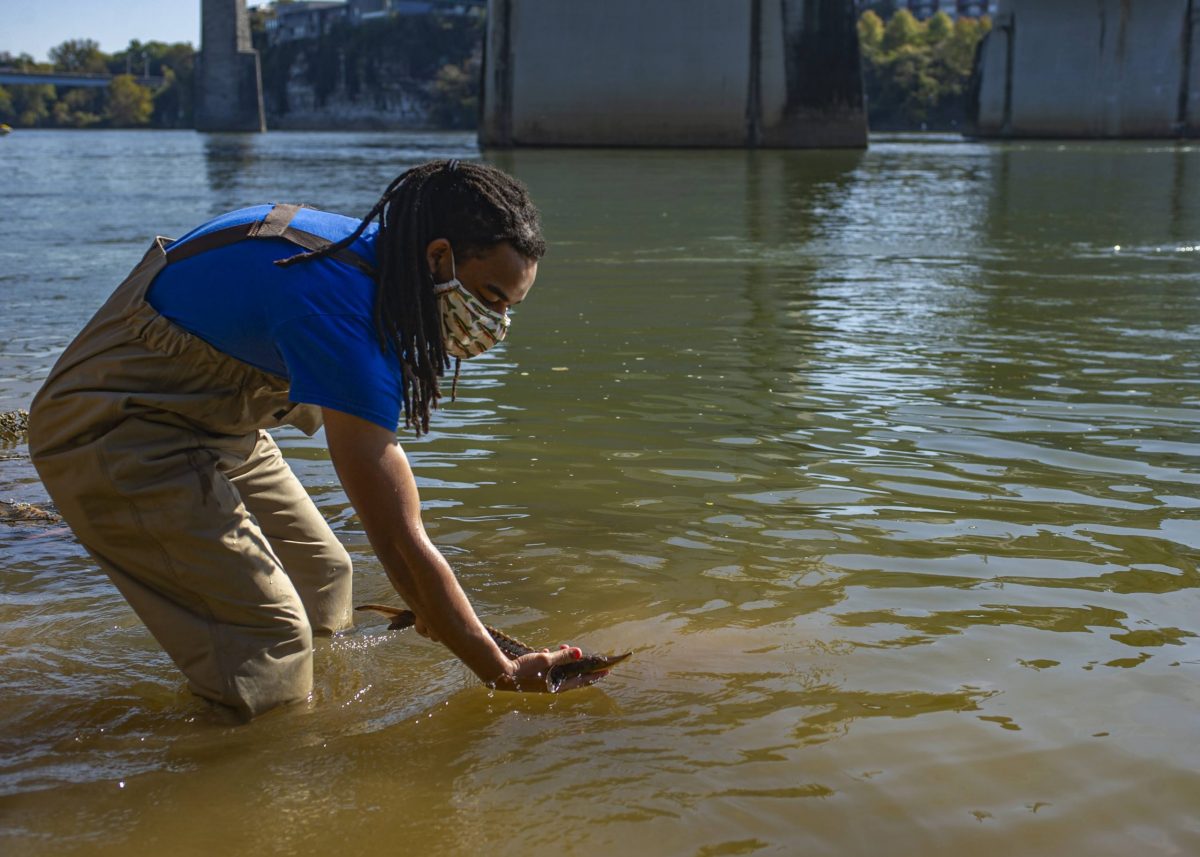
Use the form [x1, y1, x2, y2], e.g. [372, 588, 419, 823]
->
[425, 238, 451, 279]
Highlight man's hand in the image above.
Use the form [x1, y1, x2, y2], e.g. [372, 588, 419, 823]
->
[406, 616, 608, 693]
[411, 613, 439, 642]
[497, 645, 609, 693]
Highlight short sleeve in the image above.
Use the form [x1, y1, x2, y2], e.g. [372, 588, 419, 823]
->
[272, 313, 404, 431]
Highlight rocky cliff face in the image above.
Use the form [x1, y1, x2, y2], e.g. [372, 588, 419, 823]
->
[257, 15, 482, 130]
[264, 49, 433, 130]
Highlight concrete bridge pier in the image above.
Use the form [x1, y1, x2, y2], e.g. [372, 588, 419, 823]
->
[973, 0, 1200, 138]
[480, 0, 866, 148]
[195, 0, 266, 133]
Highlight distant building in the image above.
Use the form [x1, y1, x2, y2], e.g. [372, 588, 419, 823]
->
[348, 0, 484, 22]
[263, 0, 483, 43]
[265, 2, 347, 45]
[350, 0, 424, 21]
[859, 1, 997, 18]
[348, 0, 388, 18]
[944, 0, 997, 17]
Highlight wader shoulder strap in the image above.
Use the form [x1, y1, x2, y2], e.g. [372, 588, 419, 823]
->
[163, 203, 376, 278]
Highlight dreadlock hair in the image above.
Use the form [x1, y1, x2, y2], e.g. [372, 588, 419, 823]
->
[275, 159, 546, 435]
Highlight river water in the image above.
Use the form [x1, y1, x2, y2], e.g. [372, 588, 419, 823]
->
[0, 130, 1197, 856]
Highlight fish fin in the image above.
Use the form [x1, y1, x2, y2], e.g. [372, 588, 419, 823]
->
[355, 604, 417, 631]
[484, 624, 535, 658]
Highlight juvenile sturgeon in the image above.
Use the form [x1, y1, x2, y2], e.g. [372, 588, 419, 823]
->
[355, 604, 631, 692]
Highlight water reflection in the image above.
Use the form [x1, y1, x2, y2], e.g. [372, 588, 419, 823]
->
[986, 142, 1200, 249]
[1, 133, 1199, 856]
[202, 133, 260, 194]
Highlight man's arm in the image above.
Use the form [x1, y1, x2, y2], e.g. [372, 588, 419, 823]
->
[322, 407, 589, 692]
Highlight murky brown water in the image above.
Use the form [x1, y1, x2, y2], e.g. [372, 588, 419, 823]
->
[1, 130, 1198, 856]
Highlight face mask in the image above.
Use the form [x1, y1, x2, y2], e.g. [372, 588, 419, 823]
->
[433, 251, 510, 359]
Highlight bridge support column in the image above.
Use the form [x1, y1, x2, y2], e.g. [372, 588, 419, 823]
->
[973, 0, 1200, 138]
[195, 0, 266, 133]
[480, 0, 865, 148]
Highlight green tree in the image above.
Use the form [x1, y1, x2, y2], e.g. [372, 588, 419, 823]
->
[52, 86, 102, 126]
[0, 51, 41, 71]
[106, 74, 153, 126]
[859, 10, 991, 130]
[0, 86, 13, 123]
[49, 38, 107, 73]
[925, 11, 953, 45]
[858, 11, 884, 60]
[108, 39, 195, 79]
[881, 9, 922, 53]
[431, 51, 481, 129]
[946, 16, 990, 77]
[152, 66, 184, 126]
[109, 39, 196, 126]
[10, 84, 56, 126]
[0, 50, 54, 126]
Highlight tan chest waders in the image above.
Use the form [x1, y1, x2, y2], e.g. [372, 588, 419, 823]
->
[29, 205, 376, 718]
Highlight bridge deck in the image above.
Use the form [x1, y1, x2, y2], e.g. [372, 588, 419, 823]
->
[0, 70, 166, 88]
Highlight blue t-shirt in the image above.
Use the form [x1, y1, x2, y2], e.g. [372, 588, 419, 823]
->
[146, 205, 405, 431]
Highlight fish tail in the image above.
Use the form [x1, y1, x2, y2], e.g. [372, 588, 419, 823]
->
[355, 604, 417, 631]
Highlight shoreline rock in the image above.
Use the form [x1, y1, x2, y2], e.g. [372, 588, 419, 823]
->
[0, 410, 29, 444]
[1, 499, 62, 525]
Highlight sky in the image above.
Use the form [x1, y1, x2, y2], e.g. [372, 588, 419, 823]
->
[0, 0, 272, 62]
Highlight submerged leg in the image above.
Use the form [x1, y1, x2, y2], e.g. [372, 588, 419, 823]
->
[229, 430, 353, 635]
[34, 418, 316, 719]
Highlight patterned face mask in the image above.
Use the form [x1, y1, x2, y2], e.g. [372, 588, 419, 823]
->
[433, 251, 510, 359]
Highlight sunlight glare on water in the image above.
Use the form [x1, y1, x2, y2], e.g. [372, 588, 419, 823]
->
[1, 131, 1198, 856]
